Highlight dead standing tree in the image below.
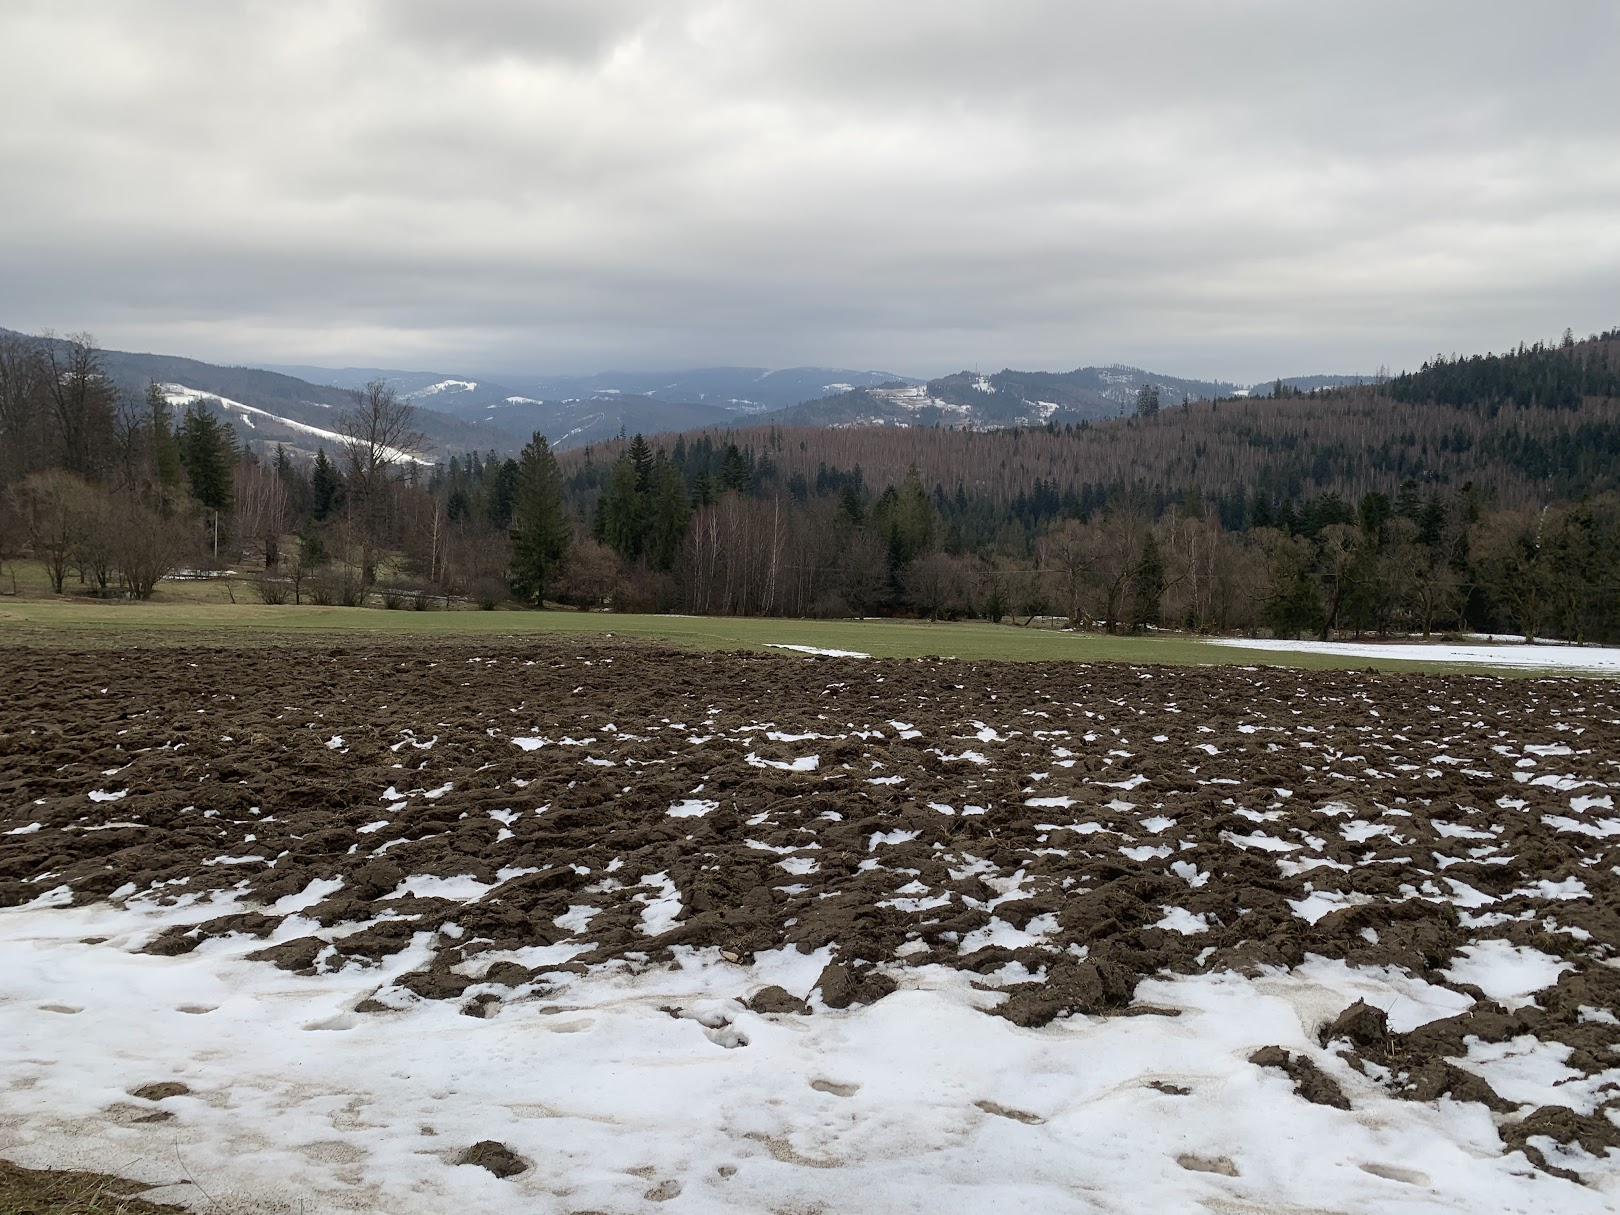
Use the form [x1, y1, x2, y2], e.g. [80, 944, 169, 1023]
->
[339, 380, 425, 586]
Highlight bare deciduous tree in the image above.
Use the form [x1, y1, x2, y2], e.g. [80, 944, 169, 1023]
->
[10, 470, 95, 593]
[339, 380, 426, 584]
[43, 333, 118, 478]
[234, 459, 293, 570]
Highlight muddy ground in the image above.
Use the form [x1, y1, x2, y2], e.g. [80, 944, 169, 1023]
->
[2, 641, 1617, 1175]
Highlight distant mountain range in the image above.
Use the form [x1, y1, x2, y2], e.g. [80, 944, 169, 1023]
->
[256, 362, 924, 452]
[757, 367, 1373, 429]
[261, 364, 921, 415]
[1, 326, 1369, 457]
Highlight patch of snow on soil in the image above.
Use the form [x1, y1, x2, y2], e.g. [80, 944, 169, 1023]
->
[745, 752, 819, 772]
[0, 901, 1611, 1214]
[668, 799, 719, 818]
[1441, 941, 1575, 1009]
[634, 872, 683, 935]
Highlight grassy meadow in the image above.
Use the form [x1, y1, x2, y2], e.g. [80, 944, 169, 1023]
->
[0, 559, 1588, 677]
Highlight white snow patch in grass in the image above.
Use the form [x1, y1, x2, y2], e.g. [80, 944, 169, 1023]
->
[766, 644, 871, 658]
[511, 735, 550, 751]
[325, 735, 345, 750]
[5, 823, 41, 836]
[1207, 636, 1620, 672]
[87, 790, 126, 802]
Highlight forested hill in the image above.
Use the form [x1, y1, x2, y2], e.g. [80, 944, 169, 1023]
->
[569, 329, 1620, 525]
[1391, 331, 1620, 411]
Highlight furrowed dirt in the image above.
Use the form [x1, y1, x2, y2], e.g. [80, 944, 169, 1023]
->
[2, 641, 1617, 1174]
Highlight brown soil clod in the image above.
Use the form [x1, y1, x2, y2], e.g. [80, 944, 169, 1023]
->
[131, 1081, 191, 1101]
[748, 984, 810, 1015]
[456, 1139, 529, 1178]
[1248, 1046, 1351, 1110]
[815, 962, 897, 1009]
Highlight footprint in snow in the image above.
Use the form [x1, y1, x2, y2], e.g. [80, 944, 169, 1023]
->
[1177, 1154, 1239, 1176]
[1360, 1163, 1430, 1185]
[975, 1099, 1044, 1124]
[810, 1079, 859, 1097]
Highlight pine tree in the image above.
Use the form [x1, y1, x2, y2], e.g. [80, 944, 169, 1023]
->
[508, 433, 570, 606]
[1134, 383, 1160, 417]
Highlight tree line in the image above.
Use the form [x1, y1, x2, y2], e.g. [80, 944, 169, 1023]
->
[3, 328, 1618, 642]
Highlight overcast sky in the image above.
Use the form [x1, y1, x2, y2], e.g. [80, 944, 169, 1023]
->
[2, 1, 1616, 382]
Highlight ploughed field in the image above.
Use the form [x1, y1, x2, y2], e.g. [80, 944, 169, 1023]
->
[1, 642, 1618, 1213]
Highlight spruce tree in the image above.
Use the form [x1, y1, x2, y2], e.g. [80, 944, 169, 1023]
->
[646, 453, 690, 572]
[310, 448, 343, 520]
[176, 403, 234, 512]
[146, 383, 183, 496]
[628, 433, 653, 491]
[508, 433, 570, 606]
[718, 444, 751, 493]
[595, 453, 645, 560]
[1129, 534, 1166, 630]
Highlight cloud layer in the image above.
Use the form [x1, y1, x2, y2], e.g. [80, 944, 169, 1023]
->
[2, 0, 1616, 380]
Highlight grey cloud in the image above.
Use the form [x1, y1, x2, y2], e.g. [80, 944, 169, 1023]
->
[0, 0, 1615, 382]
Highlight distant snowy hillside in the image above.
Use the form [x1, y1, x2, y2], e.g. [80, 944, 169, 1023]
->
[159, 386, 433, 464]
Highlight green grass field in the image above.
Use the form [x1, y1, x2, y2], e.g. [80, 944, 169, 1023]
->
[0, 573, 1594, 677]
